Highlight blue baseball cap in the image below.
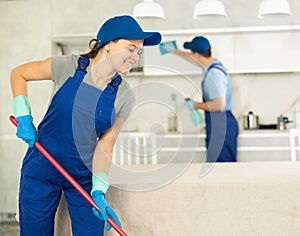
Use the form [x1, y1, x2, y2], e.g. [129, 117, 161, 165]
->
[97, 15, 162, 48]
[183, 36, 211, 55]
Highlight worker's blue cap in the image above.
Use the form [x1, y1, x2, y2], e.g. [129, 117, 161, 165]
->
[183, 36, 211, 55]
[97, 15, 162, 48]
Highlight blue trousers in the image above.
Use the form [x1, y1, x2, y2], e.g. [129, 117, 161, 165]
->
[205, 110, 239, 162]
[19, 148, 104, 236]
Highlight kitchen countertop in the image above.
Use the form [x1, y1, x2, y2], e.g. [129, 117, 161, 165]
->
[153, 129, 290, 138]
[238, 129, 289, 137]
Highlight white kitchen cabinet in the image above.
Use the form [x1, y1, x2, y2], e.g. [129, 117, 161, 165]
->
[237, 131, 290, 161]
[51, 25, 300, 75]
[143, 33, 235, 76]
[143, 25, 300, 75]
[112, 131, 291, 164]
[233, 30, 300, 73]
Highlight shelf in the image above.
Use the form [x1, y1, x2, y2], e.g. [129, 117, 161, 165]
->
[155, 131, 289, 139]
[51, 33, 94, 45]
[139, 68, 300, 76]
[159, 25, 300, 35]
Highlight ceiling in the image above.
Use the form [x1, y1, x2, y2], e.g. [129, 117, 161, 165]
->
[131, 0, 300, 30]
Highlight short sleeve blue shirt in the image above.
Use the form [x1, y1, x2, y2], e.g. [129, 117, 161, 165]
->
[202, 59, 232, 111]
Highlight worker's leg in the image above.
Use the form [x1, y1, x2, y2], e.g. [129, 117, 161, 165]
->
[19, 174, 62, 236]
[218, 112, 239, 162]
[64, 183, 104, 236]
[54, 193, 72, 236]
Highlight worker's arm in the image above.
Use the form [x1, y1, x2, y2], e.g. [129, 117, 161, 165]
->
[91, 117, 126, 231]
[159, 41, 199, 66]
[10, 58, 52, 147]
[194, 97, 226, 112]
[92, 117, 126, 174]
[174, 49, 199, 66]
[10, 57, 52, 97]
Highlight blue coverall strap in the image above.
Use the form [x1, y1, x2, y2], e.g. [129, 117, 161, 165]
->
[207, 62, 227, 75]
[73, 56, 90, 79]
[106, 73, 122, 94]
[77, 56, 90, 72]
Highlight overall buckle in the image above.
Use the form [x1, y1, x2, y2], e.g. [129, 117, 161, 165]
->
[77, 57, 90, 72]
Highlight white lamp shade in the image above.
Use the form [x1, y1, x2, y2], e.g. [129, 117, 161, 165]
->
[258, 0, 292, 18]
[133, 0, 165, 19]
[193, 0, 226, 19]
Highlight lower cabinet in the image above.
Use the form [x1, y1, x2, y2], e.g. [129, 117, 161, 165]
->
[112, 131, 291, 164]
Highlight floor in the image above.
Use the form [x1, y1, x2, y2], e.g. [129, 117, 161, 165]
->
[0, 222, 19, 236]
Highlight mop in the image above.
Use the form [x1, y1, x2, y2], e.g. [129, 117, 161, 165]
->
[10, 115, 127, 236]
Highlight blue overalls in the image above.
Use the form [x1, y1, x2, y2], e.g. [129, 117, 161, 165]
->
[18, 57, 122, 236]
[202, 62, 239, 162]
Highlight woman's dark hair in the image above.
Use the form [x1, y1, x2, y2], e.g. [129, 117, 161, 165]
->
[202, 47, 212, 57]
[80, 38, 120, 58]
[80, 39, 100, 58]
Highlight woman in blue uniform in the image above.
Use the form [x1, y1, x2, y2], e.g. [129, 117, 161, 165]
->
[10, 15, 161, 235]
[160, 36, 238, 162]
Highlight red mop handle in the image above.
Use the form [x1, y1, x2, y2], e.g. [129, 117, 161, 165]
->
[10, 115, 127, 236]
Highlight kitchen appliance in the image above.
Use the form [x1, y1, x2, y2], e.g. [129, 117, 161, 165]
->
[243, 111, 259, 129]
[277, 114, 290, 130]
[258, 124, 277, 130]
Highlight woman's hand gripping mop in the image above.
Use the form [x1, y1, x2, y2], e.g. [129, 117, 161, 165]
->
[10, 115, 127, 236]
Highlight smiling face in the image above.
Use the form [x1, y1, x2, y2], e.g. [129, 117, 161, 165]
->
[106, 39, 144, 75]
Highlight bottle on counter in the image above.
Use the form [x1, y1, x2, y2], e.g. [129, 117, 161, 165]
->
[168, 94, 178, 132]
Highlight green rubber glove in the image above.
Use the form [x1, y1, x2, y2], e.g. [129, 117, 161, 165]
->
[15, 115, 37, 147]
[91, 172, 110, 195]
[185, 98, 195, 111]
[12, 95, 31, 117]
[92, 190, 122, 231]
[91, 172, 122, 231]
[12, 95, 37, 147]
[185, 98, 203, 126]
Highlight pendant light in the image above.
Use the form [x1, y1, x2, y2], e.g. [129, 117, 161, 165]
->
[193, 0, 226, 19]
[133, 0, 165, 19]
[258, 0, 292, 18]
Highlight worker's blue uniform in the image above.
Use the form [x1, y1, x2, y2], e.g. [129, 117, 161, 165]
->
[202, 60, 239, 162]
[18, 57, 122, 236]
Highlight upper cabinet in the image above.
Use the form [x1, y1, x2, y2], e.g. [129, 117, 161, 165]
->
[51, 25, 300, 75]
[143, 32, 235, 76]
[143, 25, 300, 75]
[232, 28, 300, 73]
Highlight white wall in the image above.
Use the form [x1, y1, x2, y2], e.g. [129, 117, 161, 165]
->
[0, 0, 52, 213]
[0, 0, 300, 212]
[124, 72, 300, 133]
